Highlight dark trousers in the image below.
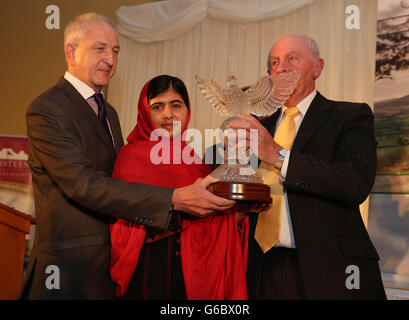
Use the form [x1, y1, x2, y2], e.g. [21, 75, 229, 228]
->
[120, 234, 186, 300]
[246, 215, 306, 300]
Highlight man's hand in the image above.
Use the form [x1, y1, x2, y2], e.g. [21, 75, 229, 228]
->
[228, 113, 281, 166]
[172, 175, 235, 218]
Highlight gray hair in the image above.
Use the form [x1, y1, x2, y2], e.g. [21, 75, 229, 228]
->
[267, 34, 320, 74]
[64, 13, 117, 48]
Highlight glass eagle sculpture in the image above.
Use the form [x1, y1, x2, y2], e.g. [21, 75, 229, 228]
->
[196, 71, 300, 184]
[195, 71, 299, 118]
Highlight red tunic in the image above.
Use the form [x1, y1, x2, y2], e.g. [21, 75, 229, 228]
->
[110, 78, 248, 299]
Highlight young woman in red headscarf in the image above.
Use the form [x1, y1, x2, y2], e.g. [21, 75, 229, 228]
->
[110, 75, 249, 300]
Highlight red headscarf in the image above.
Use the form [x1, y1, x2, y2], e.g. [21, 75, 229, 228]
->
[110, 77, 248, 299]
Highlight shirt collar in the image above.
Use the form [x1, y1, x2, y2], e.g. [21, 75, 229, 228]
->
[294, 89, 317, 117]
[64, 71, 103, 100]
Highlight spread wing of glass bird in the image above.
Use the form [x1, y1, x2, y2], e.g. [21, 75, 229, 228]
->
[195, 70, 300, 117]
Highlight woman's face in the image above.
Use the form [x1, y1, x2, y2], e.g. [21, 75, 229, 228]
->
[149, 88, 188, 138]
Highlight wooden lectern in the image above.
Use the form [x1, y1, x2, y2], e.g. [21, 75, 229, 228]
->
[0, 202, 35, 300]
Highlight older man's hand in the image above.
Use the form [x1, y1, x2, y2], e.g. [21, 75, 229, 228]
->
[172, 175, 235, 217]
[228, 113, 281, 166]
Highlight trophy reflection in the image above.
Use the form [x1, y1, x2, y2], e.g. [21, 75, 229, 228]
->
[197, 71, 299, 203]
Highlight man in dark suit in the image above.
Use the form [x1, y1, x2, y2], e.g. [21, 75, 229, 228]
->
[22, 13, 234, 299]
[230, 34, 386, 299]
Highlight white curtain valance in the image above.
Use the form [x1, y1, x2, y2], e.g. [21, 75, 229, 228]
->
[116, 0, 316, 43]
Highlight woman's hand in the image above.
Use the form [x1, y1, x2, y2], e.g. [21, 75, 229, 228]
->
[232, 202, 270, 224]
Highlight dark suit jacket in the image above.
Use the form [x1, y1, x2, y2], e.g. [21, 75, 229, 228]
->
[22, 78, 175, 299]
[251, 91, 385, 299]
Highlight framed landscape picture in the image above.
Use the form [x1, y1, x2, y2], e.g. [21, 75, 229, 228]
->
[368, 0, 409, 296]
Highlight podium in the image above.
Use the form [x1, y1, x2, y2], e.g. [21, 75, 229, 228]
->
[0, 202, 35, 299]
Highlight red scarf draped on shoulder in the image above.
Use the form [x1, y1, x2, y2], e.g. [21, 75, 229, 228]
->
[110, 78, 248, 299]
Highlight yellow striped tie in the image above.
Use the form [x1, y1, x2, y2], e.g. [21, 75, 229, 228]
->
[254, 107, 300, 253]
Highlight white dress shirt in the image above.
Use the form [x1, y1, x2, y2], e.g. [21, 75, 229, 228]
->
[64, 71, 98, 103]
[64, 71, 114, 143]
[274, 90, 317, 248]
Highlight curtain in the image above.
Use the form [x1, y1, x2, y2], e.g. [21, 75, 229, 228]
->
[116, 0, 316, 42]
[107, 0, 377, 224]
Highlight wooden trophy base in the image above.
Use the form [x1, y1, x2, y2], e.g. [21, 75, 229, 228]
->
[207, 181, 272, 203]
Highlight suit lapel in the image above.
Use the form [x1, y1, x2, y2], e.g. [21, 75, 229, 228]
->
[56, 78, 116, 156]
[292, 91, 332, 152]
[105, 105, 123, 155]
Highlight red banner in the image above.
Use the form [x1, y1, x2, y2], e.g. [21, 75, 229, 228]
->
[0, 136, 31, 185]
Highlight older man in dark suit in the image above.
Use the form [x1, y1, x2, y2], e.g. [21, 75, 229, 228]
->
[22, 13, 234, 299]
[230, 34, 386, 299]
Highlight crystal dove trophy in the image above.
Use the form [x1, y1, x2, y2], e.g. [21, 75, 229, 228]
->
[196, 71, 299, 204]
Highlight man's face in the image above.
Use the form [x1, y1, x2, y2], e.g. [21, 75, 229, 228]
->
[268, 35, 323, 106]
[67, 22, 120, 92]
